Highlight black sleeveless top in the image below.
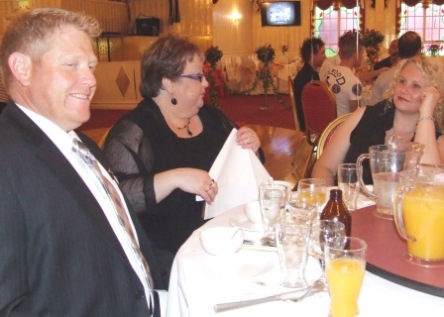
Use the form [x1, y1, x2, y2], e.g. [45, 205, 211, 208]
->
[343, 100, 441, 184]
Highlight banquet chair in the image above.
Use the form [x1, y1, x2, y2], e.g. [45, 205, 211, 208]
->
[291, 134, 313, 181]
[316, 113, 351, 159]
[288, 75, 301, 131]
[301, 80, 337, 146]
[82, 127, 111, 149]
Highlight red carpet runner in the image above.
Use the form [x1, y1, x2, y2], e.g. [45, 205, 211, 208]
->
[80, 94, 295, 131]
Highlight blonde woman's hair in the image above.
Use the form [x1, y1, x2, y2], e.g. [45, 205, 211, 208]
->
[386, 56, 444, 132]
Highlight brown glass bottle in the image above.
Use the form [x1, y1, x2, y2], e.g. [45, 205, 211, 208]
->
[320, 189, 351, 236]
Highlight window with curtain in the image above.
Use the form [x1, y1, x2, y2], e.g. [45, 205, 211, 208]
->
[399, 2, 444, 56]
[313, 5, 362, 57]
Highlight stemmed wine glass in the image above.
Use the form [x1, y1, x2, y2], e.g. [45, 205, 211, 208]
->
[309, 220, 346, 291]
[297, 178, 328, 213]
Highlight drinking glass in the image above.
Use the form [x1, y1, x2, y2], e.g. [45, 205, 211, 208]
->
[297, 178, 327, 212]
[309, 220, 345, 291]
[259, 181, 287, 237]
[325, 237, 367, 317]
[275, 220, 311, 289]
[337, 163, 360, 211]
[286, 203, 317, 226]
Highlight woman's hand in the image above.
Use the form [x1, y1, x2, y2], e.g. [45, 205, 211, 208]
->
[420, 86, 441, 117]
[236, 127, 261, 153]
[155, 168, 218, 204]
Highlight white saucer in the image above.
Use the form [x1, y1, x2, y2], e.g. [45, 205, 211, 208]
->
[229, 214, 264, 232]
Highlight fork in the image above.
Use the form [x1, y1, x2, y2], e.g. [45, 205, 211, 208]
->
[214, 279, 324, 312]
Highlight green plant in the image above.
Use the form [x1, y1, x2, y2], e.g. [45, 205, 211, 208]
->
[255, 44, 275, 65]
[205, 46, 223, 69]
[361, 29, 384, 50]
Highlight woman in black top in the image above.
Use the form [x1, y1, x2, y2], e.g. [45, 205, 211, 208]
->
[103, 34, 261, 253]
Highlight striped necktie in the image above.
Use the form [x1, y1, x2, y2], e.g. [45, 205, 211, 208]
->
[72, 139, 155, 309]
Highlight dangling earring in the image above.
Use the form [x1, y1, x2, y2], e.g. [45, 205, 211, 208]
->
[171, 97, 177, 105]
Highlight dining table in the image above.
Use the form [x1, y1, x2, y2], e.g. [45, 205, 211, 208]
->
[165, 200, 444, 316]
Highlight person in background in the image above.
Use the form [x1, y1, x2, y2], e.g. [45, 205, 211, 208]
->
[293, 37, 326, 131]
[319, 50, 387, 85]
[0, 74, 9, 113]
[372, 31, 422, 104]
[324, 32, 365, 117]
[312, 56, 444, 185]
[373, 39, 399, 71]
[103, 33, 262, 254]
[0, 8, 172, 316]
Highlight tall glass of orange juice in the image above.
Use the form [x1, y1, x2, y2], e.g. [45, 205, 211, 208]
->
[325, 237, 367, 317]
[394, 164, 444, 266]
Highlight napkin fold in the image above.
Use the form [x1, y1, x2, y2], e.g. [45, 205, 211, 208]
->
[202, 128, 271, 220]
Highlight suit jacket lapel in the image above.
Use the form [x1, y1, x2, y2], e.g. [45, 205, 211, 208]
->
[6, 104, 135, 271]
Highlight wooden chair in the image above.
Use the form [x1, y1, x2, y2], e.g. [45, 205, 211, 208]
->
[301, 80, 337, 146]
[288, 75, 301, 131]
[316, 113, 351, 159]
[82, 127, 111, 149]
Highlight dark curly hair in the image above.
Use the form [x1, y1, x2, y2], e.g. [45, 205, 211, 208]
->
[300, 38, 325, 63]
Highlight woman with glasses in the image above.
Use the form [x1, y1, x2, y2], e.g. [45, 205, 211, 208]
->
[103, 33, 261, 254]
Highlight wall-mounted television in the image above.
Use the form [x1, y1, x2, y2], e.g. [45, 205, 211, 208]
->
[260, 1, 301, 27]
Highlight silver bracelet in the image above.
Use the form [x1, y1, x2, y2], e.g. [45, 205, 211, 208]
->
[417, 116, 435, 124]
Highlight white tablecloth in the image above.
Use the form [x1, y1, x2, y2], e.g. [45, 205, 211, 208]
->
[166, 205, 444, 317]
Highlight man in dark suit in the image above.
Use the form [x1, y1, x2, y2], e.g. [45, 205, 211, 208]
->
[0, 8, 172, 316]
[293, 38, 326, 131]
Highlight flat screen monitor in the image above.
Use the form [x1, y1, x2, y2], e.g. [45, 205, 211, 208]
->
[260, 1, 301, 27]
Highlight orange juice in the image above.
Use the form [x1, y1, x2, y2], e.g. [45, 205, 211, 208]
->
[298, 189, 327, 206]
[326, 258, 365, 317]
[402, 185, 444, 260]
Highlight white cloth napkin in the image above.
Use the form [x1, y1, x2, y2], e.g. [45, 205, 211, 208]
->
[202, 129, 271, 220]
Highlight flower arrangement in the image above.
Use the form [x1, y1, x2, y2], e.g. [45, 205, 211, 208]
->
[361, 29, 384, 49]
[281, 44, 289, 55]
[428, 43, 441, 57]
[255, 44, 276, 65]
[205, 45, 223, 69]
[361, 29, 384, 68]
[204, 46, 224, 108]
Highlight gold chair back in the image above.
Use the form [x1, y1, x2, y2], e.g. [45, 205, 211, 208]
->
[316, 113, 351, 160]
[288, 75, 301, 131]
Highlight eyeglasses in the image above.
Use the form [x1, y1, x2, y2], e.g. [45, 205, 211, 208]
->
[179, 73, 205, 82]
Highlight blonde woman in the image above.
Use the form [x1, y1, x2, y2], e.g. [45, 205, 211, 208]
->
[312, 56, 444, 185]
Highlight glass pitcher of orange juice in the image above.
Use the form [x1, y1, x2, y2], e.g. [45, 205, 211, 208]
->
[394, 164, 444, 266]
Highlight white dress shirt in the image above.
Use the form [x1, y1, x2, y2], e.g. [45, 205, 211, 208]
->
[16, 104, 154, 312]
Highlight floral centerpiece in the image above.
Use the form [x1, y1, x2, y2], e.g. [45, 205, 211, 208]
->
[205, 45, 223, 69]
[204, 46, 224, 108]
[428, 43, 441, 57]
[255, 44, 275, 109]
[254, 44, 286, 109]
[361, 29, 384, 68]
[256, 44, 276, 65]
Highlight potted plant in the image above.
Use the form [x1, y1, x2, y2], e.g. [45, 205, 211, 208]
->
[428, 43, 441, 57]
[255, 44, 276, 109]
[204, 46, 224, 108]
[205, 45, 223, 70]
[361, 29, 384, 69]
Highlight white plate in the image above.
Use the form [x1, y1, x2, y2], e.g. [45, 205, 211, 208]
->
[203, 252, 274, 280]
[229, 214, 264, 232]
